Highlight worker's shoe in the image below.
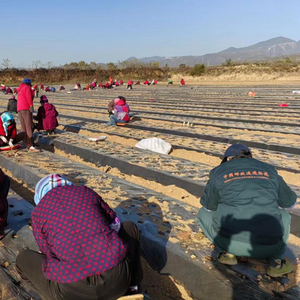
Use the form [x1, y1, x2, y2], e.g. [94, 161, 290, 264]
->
[28, 146, 40, 152]
[217, 252, 238, 265]
[267, 259, 293, 277]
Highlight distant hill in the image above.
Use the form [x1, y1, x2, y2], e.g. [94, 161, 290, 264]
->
[124, 37, 300, 67]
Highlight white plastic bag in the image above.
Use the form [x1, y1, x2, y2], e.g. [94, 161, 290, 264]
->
[135, 137, 172, 155]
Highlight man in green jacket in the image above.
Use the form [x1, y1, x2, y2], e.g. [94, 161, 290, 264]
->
[197, 144, 297, 277]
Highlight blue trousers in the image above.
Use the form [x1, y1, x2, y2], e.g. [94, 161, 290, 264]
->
[106, 115, 127, 126]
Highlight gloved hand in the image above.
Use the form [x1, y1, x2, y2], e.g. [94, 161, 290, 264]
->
[0, 136, 8, 144]
[8, 139, 14, 148]
[110, 217, 121, 232]
[30, 106, 34, 113]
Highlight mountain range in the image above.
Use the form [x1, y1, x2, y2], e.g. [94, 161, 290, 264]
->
[124, 37, 300, 67]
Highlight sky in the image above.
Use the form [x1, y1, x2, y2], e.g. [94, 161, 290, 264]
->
[1, 0, 300, 67]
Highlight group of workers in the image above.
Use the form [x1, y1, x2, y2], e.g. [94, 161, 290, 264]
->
[0, 142, 296, 299]
[0, 77, 297, 299]
[0, 79, 59, 153]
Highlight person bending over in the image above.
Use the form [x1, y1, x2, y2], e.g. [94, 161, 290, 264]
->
[34, 95, 58, 135]
[197, 144, 297, 277]
[106, 96, 130, 126]
[16, 174, 143, 300]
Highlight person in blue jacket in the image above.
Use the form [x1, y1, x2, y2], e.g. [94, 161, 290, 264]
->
[197, 144, 297, 277]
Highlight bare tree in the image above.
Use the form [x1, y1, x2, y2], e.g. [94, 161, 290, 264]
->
[2, 58, 11, 69]
[32, 60, 42, 69]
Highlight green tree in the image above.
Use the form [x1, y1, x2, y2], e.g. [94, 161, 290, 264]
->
[190, 64, 205, 76]
[107, 62, 117, 70]
[152, 61, 160, 68]
[225, 59, 232, 66]
[179, 63, 186, 69]
[90, 62, 97, 69]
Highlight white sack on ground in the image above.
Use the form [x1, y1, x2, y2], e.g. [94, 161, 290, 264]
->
[135, 137, 172, 155]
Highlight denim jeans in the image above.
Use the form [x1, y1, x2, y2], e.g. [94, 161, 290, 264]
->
[106, 115, 127, 126]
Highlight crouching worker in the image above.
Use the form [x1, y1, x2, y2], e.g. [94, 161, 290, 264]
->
[34, 95, 58, 134]
[0, 112, 17, 148]
[197, 144, 297, 277]
[106, 96, 130, 126]
[16, 174, 143, 300]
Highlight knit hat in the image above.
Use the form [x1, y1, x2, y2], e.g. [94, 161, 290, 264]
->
[221, 144, 252, 163]
[23, 78, 31, 85]
[9, 95, 15, 100]
[34, 174, 73, 205]
[40, 95, 48, 103]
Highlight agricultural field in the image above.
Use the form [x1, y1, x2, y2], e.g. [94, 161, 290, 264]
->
[0, 84, 300, 300]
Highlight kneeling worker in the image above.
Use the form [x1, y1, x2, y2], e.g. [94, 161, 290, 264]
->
[197, 144, 297, 277]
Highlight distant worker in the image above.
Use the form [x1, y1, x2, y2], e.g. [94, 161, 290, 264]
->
[59, 85, 65, 91]
[135, 80, 140, 85]
[180, 78, 185, 85]
[5, 86, 13, 94]
[34, 95, 58, 135]
[40, 83, 44, 90]
[16, 79, 39, 152]
[127, 79, 133, 90]
[45, 86, 50, 92]
[109, 76, 113, 85]
[120, 80, 124, 85]
[50, 86, 56, 92]
[7, 95, 17, 114]
[197, 144, 296, 277]
[106, 96, 130, 126]
[168, 79, 173, 85]
[144, 80, 150, 85]
[33, 84, 39, 98]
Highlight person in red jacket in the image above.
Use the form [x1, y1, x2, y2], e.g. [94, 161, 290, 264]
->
[16, 174, 143, 300]
[0, 168, 10, 240]
[180, 78, 185, 85]
[34, 95, 58, 135]
[16, 79, 39, 152]
[0, 112, 17, 148]
[127, 79, 133, 90]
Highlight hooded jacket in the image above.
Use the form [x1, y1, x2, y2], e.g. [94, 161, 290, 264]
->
[0, 118, 17, 141]
[35, 103, 59, 131]
[16, 83, 34, 111]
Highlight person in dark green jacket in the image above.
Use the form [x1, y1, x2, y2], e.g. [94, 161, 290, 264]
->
[197, 144, 297, 277]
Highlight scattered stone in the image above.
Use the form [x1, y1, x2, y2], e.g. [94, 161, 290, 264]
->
[12, 233, 18, 239]
[2, 261, 9, 268]
[257, 275, 262, 281]
[191, 254, 196, 259]
[276, 282, 281, 287]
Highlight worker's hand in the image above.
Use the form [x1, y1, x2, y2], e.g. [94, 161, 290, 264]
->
[30, 106, 34, 113]
[110, 217, 121, 232]
[8, 139, 14, 148]
[0, 136, 8, 144]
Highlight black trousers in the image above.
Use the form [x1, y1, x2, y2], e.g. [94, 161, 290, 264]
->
[16, 221, 143, 300]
